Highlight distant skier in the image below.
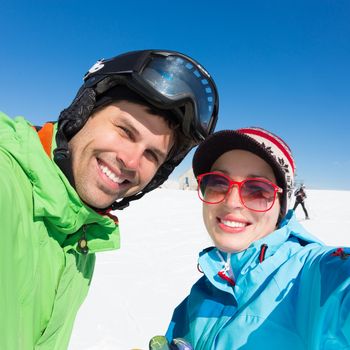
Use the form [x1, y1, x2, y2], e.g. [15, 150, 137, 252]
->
[293, 184, 310, 219]
[184, 176, 190, 190]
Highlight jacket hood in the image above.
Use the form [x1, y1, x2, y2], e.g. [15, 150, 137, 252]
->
[0, 113, 120, 253]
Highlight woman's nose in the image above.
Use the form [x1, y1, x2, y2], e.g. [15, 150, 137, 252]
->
[224, 185, 243, 208]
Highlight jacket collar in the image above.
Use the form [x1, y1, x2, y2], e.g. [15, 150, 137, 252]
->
[198, 211, 323, 302]
[15, 118, 120, 253]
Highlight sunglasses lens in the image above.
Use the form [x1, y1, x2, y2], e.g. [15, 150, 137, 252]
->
[199, 174, 230, 203]
[198, 174, 278, 211]
[241, 180, 276, 211]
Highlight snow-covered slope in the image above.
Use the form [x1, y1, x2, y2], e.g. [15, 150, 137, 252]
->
[69, 188, 350, 350]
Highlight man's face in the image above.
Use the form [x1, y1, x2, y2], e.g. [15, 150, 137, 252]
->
[68, 101, 174, 208]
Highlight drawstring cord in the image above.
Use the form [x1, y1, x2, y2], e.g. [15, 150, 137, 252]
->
[95, 208, 119, 225]
[259, 244, 268, 263]
[197, 263, 203, 273]
[331, 247, 350, 260]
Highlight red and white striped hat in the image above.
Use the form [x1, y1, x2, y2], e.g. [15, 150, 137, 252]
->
[192, 127, 295, 216]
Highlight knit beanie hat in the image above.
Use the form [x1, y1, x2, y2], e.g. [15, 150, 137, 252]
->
[192, 127, 295, 216]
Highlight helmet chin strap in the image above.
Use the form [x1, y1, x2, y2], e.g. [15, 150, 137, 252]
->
[110, 193, 145, 210]
[53, 88, 97, 192]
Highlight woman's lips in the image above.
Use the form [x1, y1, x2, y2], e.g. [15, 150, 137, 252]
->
[217, 216, 250, 233]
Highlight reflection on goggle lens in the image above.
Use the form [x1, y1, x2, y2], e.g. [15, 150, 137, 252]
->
[141, 55, 216, 133]
[197, 172, 282, 212]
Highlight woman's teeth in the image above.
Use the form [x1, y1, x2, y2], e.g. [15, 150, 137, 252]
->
[221, 220, 246, 228]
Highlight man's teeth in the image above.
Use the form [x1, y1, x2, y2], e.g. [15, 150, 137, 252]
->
[221, 220, 246, 228]
[99, 164, 124, 184]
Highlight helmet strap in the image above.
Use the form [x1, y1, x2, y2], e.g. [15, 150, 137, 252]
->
[54, 120, 76, 188]
[110, 191, 147, 211]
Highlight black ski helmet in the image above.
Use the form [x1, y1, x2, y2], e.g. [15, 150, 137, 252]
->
[55, 49, 219, 209]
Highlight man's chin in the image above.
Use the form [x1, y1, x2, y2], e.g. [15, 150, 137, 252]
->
[83, 194, 121, 210]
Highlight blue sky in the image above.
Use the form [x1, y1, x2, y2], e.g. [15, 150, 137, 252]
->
[1, 0, 349, 190]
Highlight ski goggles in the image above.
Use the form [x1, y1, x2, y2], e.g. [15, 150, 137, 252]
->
[197, 172, 283, 212]
[84, 50, 219, 142]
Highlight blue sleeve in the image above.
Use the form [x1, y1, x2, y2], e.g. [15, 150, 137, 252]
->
[165, 297, 190, 342]
[298, 247, 350, 346]
[319, 248, 350, 343]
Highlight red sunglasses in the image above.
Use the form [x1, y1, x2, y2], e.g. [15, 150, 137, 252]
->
[197, 172, 283, 212]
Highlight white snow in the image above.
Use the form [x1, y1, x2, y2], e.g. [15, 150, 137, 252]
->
[68, 188, 350, 350]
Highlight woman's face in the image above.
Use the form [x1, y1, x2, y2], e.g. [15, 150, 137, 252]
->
[202, 149, 281, 253]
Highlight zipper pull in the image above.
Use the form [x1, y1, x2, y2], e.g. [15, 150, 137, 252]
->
[78, 225, 89, 254]
[218, 270, 235, 286]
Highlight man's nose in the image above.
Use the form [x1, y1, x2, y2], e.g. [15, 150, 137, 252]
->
[118, 145, 143, 170]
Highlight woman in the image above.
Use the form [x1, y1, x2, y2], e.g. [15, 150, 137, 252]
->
[165, 127, 350, 349]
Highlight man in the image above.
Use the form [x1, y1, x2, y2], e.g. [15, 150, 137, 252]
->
[0, 50, 218, 349]
[293, 184, 310, 220]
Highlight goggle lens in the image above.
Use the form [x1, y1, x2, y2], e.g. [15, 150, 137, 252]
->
[198, 173, 281, 212]
[140, 55, 217, 138]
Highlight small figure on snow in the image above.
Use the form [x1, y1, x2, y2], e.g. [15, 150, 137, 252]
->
[293, 184, 310, 219]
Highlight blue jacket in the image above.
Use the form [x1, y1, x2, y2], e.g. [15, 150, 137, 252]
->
[166, 211, 350, 349]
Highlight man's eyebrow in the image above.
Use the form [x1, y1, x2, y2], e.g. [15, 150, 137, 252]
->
[122, 118, 140, 138]
[149, 145, 168, 163]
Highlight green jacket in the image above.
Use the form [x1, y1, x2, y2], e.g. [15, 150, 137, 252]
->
[0, 112, 120, 349]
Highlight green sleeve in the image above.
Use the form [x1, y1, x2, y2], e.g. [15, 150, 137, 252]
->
[0, 149, 34, 348]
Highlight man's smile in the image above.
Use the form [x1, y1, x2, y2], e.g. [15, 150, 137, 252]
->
[98, 162, 125, 184]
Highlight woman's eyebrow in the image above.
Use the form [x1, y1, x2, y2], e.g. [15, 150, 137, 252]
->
[210, 169, 274, 181]
[247, 174, 272, 180]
